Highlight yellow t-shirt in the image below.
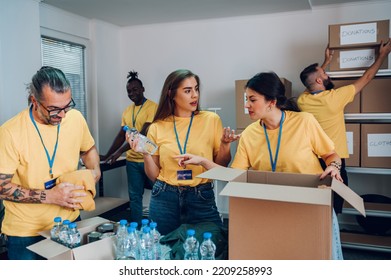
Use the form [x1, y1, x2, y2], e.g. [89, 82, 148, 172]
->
[148, 111, 222, 187]
[0, 107, 95, 236]
[297, 85, 355, 158]
[121, 99, 158, 162]
[231, 111, 335, 174]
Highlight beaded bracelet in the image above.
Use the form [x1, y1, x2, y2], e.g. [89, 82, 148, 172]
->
[329, 161, 341, 171]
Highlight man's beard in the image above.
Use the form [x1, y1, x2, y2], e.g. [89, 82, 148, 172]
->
[323, 77, 334, 90]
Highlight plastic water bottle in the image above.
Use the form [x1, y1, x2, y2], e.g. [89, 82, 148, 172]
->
[116, 219, 128, 237]
[200, 232, 216, 260]
[123, 126, 158, 155]
[67, 222, 81, 248]
[139, 226, 153, 260]
[58, 219, 71, 246]
[149, 222, 161, 260]
[183, 229, 199, 260]
[126, 226, 140, 260]
[140, 218, 149, 238]
[114, 219, 129, 259]
[50, 216, 62, 242]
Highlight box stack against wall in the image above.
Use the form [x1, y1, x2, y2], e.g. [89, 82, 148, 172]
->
[329, 20, 391, 168]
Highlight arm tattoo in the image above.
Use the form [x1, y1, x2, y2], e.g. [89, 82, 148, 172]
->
[0, 173, 43, 203]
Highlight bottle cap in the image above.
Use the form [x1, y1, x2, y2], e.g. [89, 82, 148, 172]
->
[130, 222, 138, 228]
[203, 232, 212, 239]
[69, 222, 77, 229]
[127, 226, 135, 233]
[119, 219, 128, 226]
[63, 219, 71, 225]
[141, 218, 149, 225]
[187, 229, 195, 236]
[54, 216, 62, 223]
[149, 222, 157, 229]
[142, 226, 151, 233]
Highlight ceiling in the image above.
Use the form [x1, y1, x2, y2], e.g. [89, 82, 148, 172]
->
[41, 0, 372, 27]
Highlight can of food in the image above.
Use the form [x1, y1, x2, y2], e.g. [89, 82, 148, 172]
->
[96, 222, 115, 233]
[87, 231, 102, 243]
[99, 232, 116, 239]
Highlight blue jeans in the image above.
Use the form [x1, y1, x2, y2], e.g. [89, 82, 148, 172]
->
[149, 180, 223, 235]
[126, 161, 153, 224]
[6, 235, 46, 260]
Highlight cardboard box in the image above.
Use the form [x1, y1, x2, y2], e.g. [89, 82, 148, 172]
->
[329, 47, 388, 71]
[199, 167, 365, 260]
[361, 124, 391, 168]
[345, 124, 360, 167]
[329, 20, 389, 49]
[332, 79, 360, 113]
[235, 78, 292, 130]
[27, 216, 115, 260]
[361, 77, 391, 113]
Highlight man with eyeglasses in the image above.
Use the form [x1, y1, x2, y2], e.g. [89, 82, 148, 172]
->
[0, 66, 101, 259]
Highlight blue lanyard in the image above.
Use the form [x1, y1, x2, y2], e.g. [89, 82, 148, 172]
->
[29, 106, 60, 178]
[173, 112, 194, 154]
[132, 98, 147, 127]
[263, 111, 285, 172]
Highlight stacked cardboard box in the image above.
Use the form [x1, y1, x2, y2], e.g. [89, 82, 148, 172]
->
[328, 20, 389, 71]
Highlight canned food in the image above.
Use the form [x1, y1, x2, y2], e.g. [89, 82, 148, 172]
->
[87, 231, 102, 243]
[96, 222, 115, 233]
[99, 232, 115, 239]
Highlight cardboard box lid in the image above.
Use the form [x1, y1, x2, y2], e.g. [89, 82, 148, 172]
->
[199, 167, 365, 216]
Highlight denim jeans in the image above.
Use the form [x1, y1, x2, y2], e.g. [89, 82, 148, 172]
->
[149, 179, 223, 235]
[126, 161, 153, 224]
[6, 235, 46, 260]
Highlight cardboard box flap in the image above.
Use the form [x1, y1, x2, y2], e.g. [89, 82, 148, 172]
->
[72, 236, 115, 260]
[331, 179, 366, 217]
[219, 181, 332, 206]
[27, 238, 72, 260]
[197, 167, 246, 182]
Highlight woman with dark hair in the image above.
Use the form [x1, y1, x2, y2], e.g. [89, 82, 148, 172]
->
[176, 71, 344, 259]
[101, 70, 157, 224]
[128, 69, 238, 235]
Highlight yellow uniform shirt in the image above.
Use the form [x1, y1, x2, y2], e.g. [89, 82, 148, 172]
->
[297, 85, 355, 158]
[121, 99, 158, 162]
[0, 108, 95, 236]
[231, 111, 334, 174]
[148, 111, 222, 187]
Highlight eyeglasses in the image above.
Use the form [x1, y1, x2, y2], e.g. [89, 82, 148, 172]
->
[37, 98, 76, 117]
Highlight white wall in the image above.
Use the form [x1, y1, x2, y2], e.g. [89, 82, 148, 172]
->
[0, 0, 41, 125]
[119, 1, 391, 131]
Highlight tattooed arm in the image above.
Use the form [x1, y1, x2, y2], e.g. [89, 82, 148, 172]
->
[0, 173, 87, 209]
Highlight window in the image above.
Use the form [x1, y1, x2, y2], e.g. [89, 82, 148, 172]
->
[41, 36, 87, 119]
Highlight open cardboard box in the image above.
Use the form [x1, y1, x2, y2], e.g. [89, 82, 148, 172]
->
[199, 167, 365, 260]
[27, 216, 115, 260]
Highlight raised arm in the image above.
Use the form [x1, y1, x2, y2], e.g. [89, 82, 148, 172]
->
[352, 38, 391, 94]
[320, 44, 334, 70]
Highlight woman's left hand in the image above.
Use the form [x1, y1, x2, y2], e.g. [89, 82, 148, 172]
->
[320, 165, 343, 182]
[221, 127, 241, 144]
